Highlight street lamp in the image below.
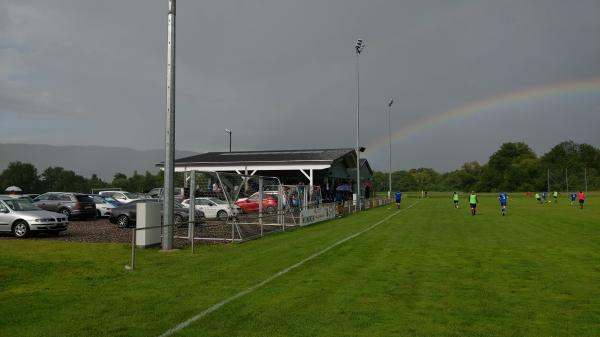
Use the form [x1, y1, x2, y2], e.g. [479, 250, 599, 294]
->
[162, 0, 176, 250]
[224, 129, 232, 152]
[387, 99, 394, 203]
[355, 38, 365, 212]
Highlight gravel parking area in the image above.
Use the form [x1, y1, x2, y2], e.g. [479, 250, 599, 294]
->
[0, 218, 132, 243]
[0, 214, 293, 244]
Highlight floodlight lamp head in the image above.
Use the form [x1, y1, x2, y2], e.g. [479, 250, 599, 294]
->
[224, 129, 231, 134]
[388, 99, 394, 107]
[355, 39, 365, 54]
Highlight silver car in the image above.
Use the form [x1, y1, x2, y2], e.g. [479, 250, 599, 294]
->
[0, 196, 68, 238]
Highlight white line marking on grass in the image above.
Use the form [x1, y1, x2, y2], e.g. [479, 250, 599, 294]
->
[158, 201, 420, 337]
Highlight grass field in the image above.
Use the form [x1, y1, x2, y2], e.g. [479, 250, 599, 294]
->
[1, 193, 599, 336]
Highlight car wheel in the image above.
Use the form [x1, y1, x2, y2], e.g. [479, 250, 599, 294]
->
[116, 215, 129, 228]
[13, 221, 30, 238]
[59, 208, 71, 218]
[96, 210, 101, 218]
[265, 206, 275, 214]
[217, 210, 228, 220]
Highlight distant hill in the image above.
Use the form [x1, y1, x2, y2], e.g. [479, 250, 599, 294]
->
[0, 143, 198, 181]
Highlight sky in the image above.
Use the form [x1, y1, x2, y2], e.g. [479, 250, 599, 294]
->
[1, 0, 600, 172]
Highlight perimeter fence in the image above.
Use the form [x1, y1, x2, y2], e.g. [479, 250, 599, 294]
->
[127, 171, 392, 269]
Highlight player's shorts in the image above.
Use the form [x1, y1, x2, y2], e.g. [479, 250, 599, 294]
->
[536, 198, 541, 201]
[470, 203, 476, 209]
[500, 202, 507, 206]
[395, 199, 401, 203]
[453, 200, 458, 203]
[579, 199, 585, 204]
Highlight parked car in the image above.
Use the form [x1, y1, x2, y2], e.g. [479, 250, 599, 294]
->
[0, 196, 68, 237]
[17, 195, 35, 202]
[98, 191, 145, 204]
[146, 187, 186, 202]
[33, 192, 96, 219]
[108, 200, 205, 228]
[236, 191, 278, 202]
[88, 194, 121, 217]
[235, 194, 278, 214]
[181, 197, 241, 220]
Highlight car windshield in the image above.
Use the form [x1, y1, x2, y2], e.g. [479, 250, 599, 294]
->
[76, 195, 94, 203]
[124, 193, 141, 199]
[104, 197, 120, 204]
[4, 199, 40, 211]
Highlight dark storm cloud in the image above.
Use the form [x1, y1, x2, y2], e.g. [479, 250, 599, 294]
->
[1, 0, 600, 171]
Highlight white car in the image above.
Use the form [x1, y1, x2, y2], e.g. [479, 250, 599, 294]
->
[181, 197, 240, 220]
[98, 191, 144, 204]
[146, 187, 186, 202]
[88, 195, 120, 217]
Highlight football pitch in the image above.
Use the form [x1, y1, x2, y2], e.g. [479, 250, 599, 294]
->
[1, 193, 599, 336]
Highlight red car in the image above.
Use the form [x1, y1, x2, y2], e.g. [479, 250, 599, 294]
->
[235, 194, 278, 214]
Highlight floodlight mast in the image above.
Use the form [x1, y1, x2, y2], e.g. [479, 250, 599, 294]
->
[388, 99, 394, 202]
[163, 0, 176, 250]
[355, 38, 364, 212]
[225, 129, 232, 152]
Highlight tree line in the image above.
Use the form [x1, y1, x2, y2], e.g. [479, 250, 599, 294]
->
[1, 140, 598, 194]
[0, 163, 165, 194]
[371, 140, 600, 192]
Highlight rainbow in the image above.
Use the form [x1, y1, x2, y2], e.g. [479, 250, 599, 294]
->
[366, 77, 600, 154]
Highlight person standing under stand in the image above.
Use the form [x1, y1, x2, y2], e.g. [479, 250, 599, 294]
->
[395, 191, 402, 209]
[577, 190, 586, 209]
[499, 192, 508, 216]
[469, 191, 478, 216]
[452, 192, 459, 209]
[570, 193, 577, 205]
[553, 191, 558, 203]
[535, 192, 542, 204]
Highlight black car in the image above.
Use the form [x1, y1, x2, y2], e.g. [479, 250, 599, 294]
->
[33, 192, 96, 219]
[108, 200, 204, 228]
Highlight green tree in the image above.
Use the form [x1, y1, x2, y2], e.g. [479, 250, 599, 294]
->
[40, 167, 89, 192]
[409, 168, 440, 191]
[477, 142, 538, 192]
[0, 161, 40, 193]
[541, 141, 600, 191]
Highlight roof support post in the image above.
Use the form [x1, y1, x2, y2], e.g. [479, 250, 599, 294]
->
[309, 168, 313, 204]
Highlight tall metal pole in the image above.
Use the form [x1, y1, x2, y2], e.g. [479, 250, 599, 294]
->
[547, 168, 550, 194]
[162, 0, 176, 250]
[565, 168, 569, 194]
[225, 129, 232, 152]
[189, 171, 196, 254]
[387, 99, 394, 202]
[355, 39, 364, 212]
[585, 167, 588, 193]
